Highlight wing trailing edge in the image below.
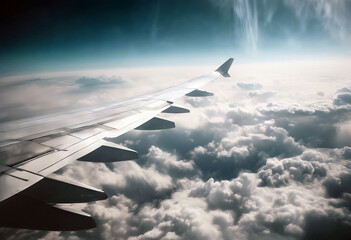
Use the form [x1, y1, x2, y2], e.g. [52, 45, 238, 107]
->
[22, 174, 108, 203]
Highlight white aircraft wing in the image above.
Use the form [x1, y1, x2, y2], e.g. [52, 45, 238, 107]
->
[0, 58, 233, 230]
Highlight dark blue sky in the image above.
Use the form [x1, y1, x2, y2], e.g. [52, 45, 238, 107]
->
[1, 0, 350, 75]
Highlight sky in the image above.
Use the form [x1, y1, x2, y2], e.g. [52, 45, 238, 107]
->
[1, 0, 351, 75]
[1, 0, 351, 240]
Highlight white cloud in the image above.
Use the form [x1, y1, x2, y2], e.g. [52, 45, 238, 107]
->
[2, 60, 351, 239]
[237, 82, 262, 91]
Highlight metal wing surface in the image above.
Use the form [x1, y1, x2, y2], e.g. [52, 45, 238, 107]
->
[0, 58, 233, 230]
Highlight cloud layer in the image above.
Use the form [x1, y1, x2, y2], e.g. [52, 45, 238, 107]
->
[1, 59, 351, 239]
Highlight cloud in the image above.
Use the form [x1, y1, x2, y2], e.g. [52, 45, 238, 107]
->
[62, 160, 174, 204]
[333, 86, 351, 105]
[237, 82, 262, 91]
[186, 171, 349, 240]
[145, 146, 199, 179]
[258, 156, 328, 187]
[75, 76, 125, 89]
[257, 103, 351, 148]
[190, 120, 303, 180]
[323, 172, 351, 198]
[0, 77, 45, 88]
[2, 61, 351, 240]
[340, 147, 351, 159]
[249, 90, 276, 100]
[284, 0, 351, 42]
[333, 93, 351, 106]
[0, 229, 48, 240]
[234, 0, 259, 52]
[303, 209, 351, 240]
[210, 0, 351, 52]
[317, 91, 325, 97]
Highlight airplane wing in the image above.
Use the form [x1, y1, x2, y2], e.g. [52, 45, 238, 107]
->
[0, 58, 233, 231]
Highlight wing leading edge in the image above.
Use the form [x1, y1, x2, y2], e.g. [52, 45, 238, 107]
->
[0, 58, 234, 230]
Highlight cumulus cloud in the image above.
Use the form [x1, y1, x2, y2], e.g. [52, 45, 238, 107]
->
[190, 120, 303, 180]
[323, 172, 351, 198]
[303, 209, 351, 240]
[258, 156, 327, 187]
[257, 103, 351, 148]
[145, 146, 199, 179]
[332, 86, 351, 105]
[62, 160, 174, 203]
[2, 60, 351, 240]
[340, 147, 351, 159]
[333, 91, 351, 106]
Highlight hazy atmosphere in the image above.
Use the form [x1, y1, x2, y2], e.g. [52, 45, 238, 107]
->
[1, 0, 351, 240]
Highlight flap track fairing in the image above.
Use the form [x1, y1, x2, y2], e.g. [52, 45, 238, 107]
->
[78, 142, 138, 162]
[186, 89, 214, 97]
[135, 117, 175, 130]
[162, 105, 190, 114]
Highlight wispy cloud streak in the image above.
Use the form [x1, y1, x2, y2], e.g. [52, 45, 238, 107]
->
[233, 0, 259, 52]
[212, 0, 351, 52]
[284, 0, 351, 41]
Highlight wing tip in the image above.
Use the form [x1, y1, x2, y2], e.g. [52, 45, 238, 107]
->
[215, 58, 234, 78]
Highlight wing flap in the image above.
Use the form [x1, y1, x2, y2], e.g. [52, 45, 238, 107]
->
[0, 194, 96, 231]
[0, 169, 43, 202]
[41, 135, 81, 149]
[70, 125, 113, 140]
[0, 141, 54, 166]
